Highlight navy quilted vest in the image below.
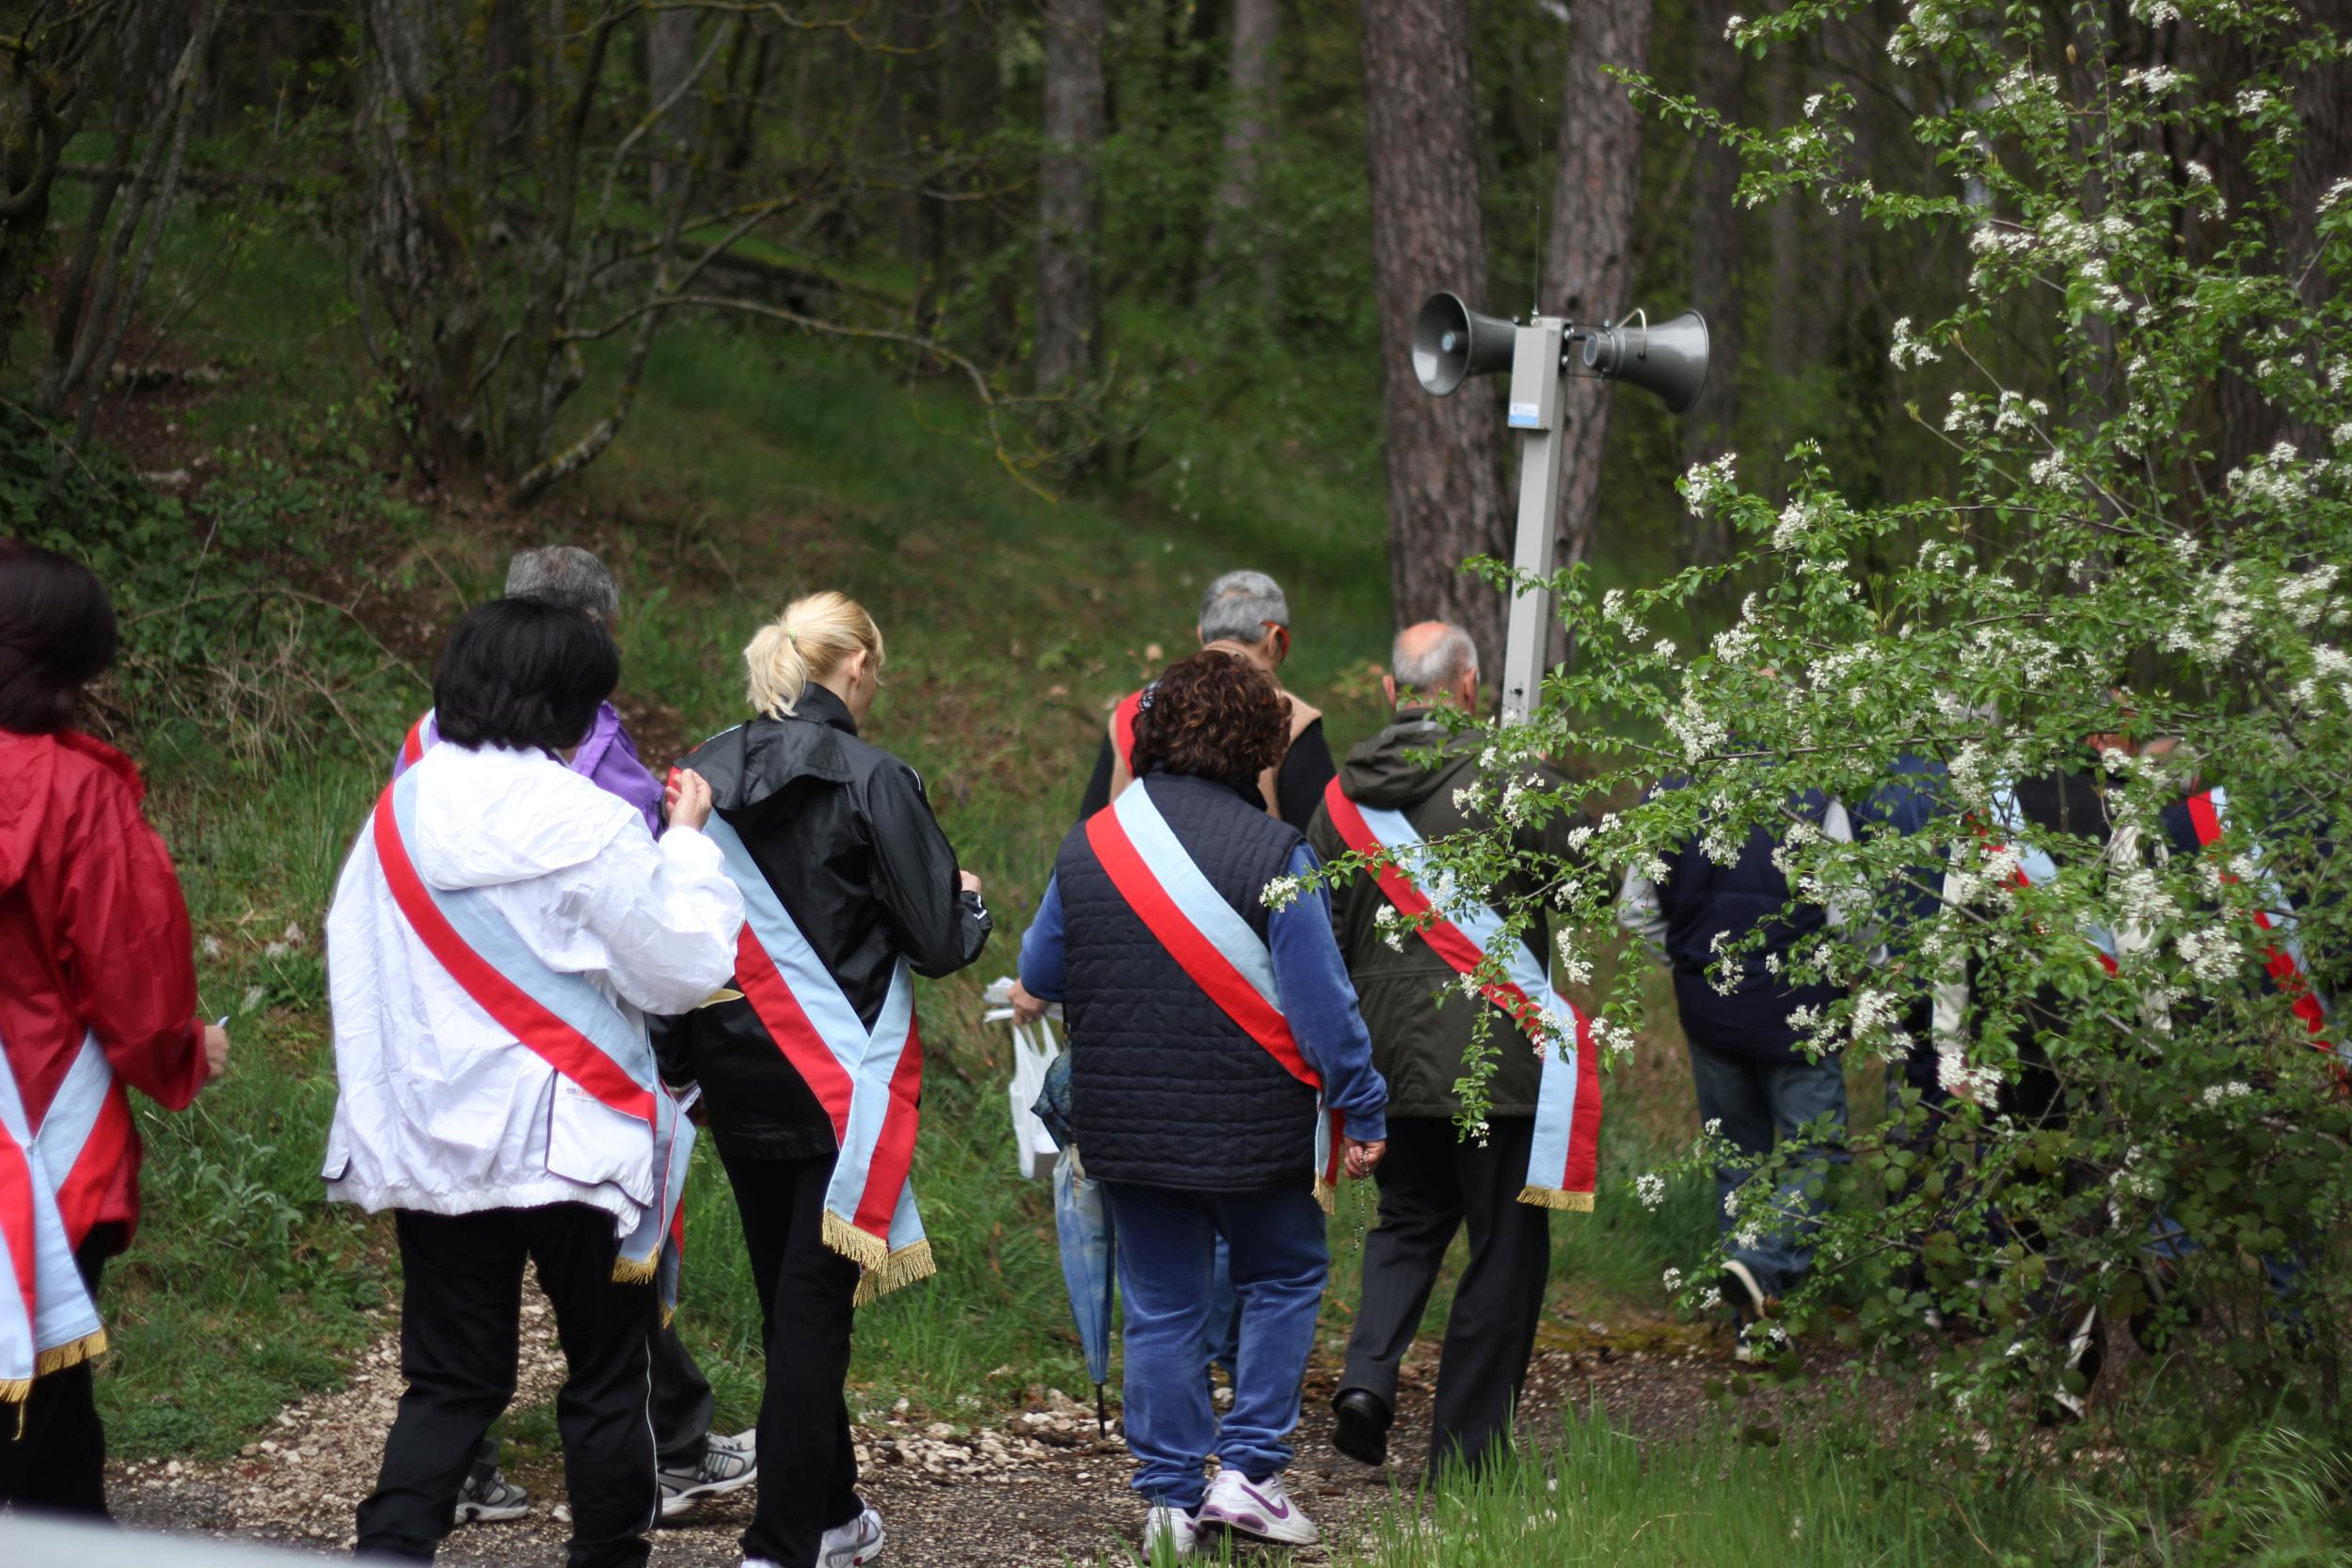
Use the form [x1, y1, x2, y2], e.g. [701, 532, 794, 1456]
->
[1055, 772, 1319, 1191]
[1659, 790, 1846, 1062]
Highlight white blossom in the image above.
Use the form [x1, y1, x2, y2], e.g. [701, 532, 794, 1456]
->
[1636, 1173, 1668, 1211]
[1661, 1265, 1685, 1293]
[1262, 875, 1304, 910]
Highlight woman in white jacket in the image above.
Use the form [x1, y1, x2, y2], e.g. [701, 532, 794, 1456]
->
[324, 598, 744, 1568]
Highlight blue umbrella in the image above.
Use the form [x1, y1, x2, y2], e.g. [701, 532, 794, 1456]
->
[1053, 1146, 1117, 1434]
[1038, 1050, 1116, 1433]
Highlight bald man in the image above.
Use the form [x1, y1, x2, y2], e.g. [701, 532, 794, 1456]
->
[1306, 622, 1590, 1476]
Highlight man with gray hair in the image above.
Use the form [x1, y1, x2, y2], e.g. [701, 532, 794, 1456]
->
[392, 546, 757, 1524]
[1077, 568, 1336, 831]
[1307, 621, 1590, 1477]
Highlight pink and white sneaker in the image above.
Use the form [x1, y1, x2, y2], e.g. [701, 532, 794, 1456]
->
[1199, 1467, 1318, 1546]
[819, 1506, 884, 1568]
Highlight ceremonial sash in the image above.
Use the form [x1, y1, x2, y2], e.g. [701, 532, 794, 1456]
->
[706, 817, 932, 1305]
[1112, 689, 1144, 772]
[1988, 785, 2122, 974]
[2184, 788, 2336, 1055]
[1085, 781, 1346, 1210]
[373, 770, 692, 1297]
[397, 710, 436, 774]
[0, 1030, 120, 1402]
[1322, 778, 1601, 1212]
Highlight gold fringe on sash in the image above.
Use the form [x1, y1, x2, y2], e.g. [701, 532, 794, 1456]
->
[1516, 1185, 1596, 1212]
[824, 1211, 938, 1307]
[34, 1328, 107, 1377]
[611, 1254, 660, 1285]
[2, 1329, 112, 1412]
[1313, 1176, 1336, 1216]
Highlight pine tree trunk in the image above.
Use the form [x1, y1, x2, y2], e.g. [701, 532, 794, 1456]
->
[1678, 0, 1743, 566]
[1362, 0, 1512, 657]
[1036, 0, 1104, 395]
[1541, 0, 1652, 573]
[1205, 0, 1279, 295]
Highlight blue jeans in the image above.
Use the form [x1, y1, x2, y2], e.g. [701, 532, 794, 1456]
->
[1205, 1238, 1242, 1378]
[1103, 1181, 1328, 1511]
[1687, 1040, 1849, 1297]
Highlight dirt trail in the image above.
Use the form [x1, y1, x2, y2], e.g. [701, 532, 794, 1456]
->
[106, 1291, 1743, 1566]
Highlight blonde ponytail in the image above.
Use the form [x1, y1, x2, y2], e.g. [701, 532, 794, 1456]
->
[744, 591, 885, 716]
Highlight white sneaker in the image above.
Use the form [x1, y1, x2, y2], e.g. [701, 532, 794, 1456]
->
[820, 1506, 884, 1568]
[453, 1469, 530, 1525]
[1141, 1505, 1199, 1561]
[660, 1441, 759, 1517]
[1200, 1467, 1318, 1547]
[709, 1428, 757, 1458]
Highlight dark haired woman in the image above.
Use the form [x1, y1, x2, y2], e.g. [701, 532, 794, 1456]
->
[1013, 651, 1387, 1560]
[325, 596, 744, 1568]
[0, 542, 228, 1513]
[659, 590, 991, 1568]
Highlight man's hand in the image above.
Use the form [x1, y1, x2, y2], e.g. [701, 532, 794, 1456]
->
[1343, 1137, 1386, 1180]
[200, 1023, 230, 1085]
[959, 869, 984, 896]
[666, 768, 715, 832]
[1009, 979, 1047, 1023]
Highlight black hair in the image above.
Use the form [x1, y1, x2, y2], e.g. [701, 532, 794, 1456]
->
[432, 596, 621, 754]
[0, 540, 119, 736]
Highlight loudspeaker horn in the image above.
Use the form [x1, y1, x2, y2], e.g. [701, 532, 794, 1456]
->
[1579, 309, 1710, 414]
[1412, 292, 1518, 397]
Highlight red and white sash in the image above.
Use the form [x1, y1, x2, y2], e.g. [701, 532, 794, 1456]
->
[373, 770, 692, 1300]
[1112, 689, 1144, 773]
[1987, 784, 2122, 974]
[1323, 779, 1602, 1211]
[1085, 780, 1346, 1210]
[0, 1030, 129, 1400]
[2184, 787, 2335, 1056]
[706, 817, 932, 1304]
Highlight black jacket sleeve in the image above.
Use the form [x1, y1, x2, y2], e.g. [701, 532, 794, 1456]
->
[1277, 719, 1338, 832]
[866, 762, 993, 978]
[1077, 734, 1116, 822]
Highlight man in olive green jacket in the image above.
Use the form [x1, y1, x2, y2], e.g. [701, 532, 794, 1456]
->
[1307, 621, 1588, 1476]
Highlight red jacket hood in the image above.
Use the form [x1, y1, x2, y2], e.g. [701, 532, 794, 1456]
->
[0, 729, 144, 896]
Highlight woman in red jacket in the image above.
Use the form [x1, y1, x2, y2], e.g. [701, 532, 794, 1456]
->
[0, 541, 228, 1513]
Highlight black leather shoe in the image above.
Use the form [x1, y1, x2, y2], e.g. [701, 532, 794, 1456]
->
[1331, 1388, 1392, 1467]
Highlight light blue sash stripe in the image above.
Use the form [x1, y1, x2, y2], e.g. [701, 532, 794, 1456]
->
[706, 816, 874, 1053]
[0, 1030, 104, 1380]
[1115, 782, 1280, 1008]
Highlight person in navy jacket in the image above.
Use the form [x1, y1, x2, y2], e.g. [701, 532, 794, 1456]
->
[1014, 651, 1385, 1560]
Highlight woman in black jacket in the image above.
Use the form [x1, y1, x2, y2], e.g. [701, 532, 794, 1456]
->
[660, 590, 990, 1568]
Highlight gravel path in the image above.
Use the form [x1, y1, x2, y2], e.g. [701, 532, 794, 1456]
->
[106, 1282, 1750, 1566]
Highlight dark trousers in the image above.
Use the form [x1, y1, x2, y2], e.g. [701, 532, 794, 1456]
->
[1338, 1116, 1551, 1473]
[470, 1305, 712, 1481]
[357, 1205, 658, 1568]
[721, 1148, 864, 1568]
[0, 1225, 119, 1516]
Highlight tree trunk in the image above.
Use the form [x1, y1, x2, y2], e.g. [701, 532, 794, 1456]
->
[1676, 0, 1743, 566]
[1541, 0, 1653, 573]
[1205, 0, 1279, 296]
[1362, 0, 1513, 658]
[1036, 0, 1105, 395]
[644, 7, 700, 203]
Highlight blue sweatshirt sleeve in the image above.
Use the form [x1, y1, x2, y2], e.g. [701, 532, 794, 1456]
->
[1018, 872, 1070, 1002]
[1268, 843, 1389, 1142]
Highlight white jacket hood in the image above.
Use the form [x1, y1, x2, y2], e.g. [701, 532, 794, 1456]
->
[408, 744, 633, 893]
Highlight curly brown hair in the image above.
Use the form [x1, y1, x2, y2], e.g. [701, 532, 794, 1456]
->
[1129, 650, 1290, 782]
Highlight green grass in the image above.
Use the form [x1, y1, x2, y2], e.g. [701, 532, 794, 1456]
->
[1334, 1402, 2053, 1568]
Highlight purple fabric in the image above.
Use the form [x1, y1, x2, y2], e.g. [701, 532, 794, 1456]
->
[391, 701, 663, 838]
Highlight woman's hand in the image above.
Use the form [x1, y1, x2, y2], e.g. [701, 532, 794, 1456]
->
[201, 1023, 230, 1085]
[1009, 979, 1047, 1023]
[1343, 1137, 1386, 1180]
[666, 768, 715, 832]
[959, 868, 983, 896]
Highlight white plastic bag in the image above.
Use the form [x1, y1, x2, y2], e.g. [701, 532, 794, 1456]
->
[984, 975, 1064, 1181]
